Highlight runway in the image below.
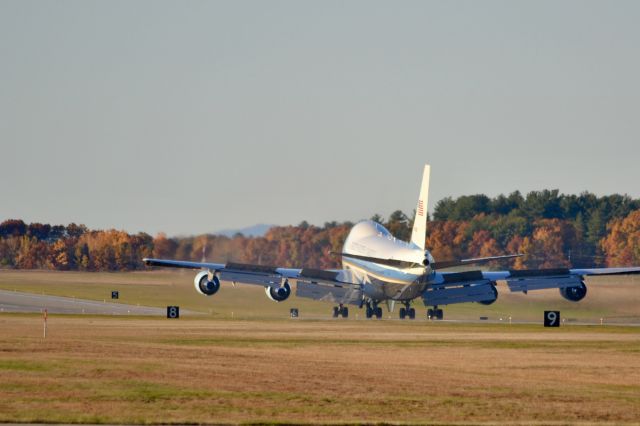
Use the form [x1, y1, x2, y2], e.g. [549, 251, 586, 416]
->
[0, 289, 194, 316]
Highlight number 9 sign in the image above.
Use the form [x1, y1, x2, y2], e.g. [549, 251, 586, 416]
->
[544, 310, 560, 327]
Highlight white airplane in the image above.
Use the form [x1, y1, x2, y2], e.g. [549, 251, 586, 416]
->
[144, 165, 640, 320]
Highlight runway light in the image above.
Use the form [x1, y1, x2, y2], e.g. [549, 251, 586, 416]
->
[43, 309, 47, 339]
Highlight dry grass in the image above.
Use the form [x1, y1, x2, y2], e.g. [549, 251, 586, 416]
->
[0, 314, 639, 425]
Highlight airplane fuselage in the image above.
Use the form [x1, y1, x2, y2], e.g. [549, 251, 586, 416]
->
[341, 220, 434, 301]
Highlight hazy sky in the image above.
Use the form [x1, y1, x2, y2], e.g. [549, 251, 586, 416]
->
[1, 1, 639, 236]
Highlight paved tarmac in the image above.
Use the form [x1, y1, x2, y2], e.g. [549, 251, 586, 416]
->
[0, 289, 192, 316]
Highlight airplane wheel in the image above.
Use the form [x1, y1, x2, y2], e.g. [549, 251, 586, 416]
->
[332, 306, 339, 318]
[365, 306, 373, 319]
[427, 308, 433, 319]
[408, 308, 416, 319]
[341, 307, 349, 318]
[435, 309, 444, 320]
[399, 307, 406, 319]
[375, 307, 383, 319]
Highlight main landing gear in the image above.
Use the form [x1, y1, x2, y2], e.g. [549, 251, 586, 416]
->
[427, 306, 444, 320]
[399, 302, 416, 320]
[332, 304, 349, 318]
[365, 302, 383, 319]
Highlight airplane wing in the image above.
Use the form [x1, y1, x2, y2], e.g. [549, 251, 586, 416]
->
[423, 267, 640, 306]
[480, 266, 640, 284]
[143, 258, 364, 305]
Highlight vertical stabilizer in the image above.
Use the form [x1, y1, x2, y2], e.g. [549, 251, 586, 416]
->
[410, 164, 430, 250]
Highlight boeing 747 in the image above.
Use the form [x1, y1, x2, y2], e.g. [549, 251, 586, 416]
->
[144, 165, 640, 319]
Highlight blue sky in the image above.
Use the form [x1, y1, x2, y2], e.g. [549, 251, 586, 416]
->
[1, 1, 639, 235]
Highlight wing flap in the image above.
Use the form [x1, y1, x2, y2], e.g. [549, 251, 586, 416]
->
[295, 281, 363, 305]
[424, 279, 497, 306]
[299, 268, 341, 282]
[219, 270, 283, 286]
[442, 270, 484, 283]
[506, 275, 582, 292]
[225, 262, 279, 273]
[508, 268, 570, 278]
[218, 262, 285, 286]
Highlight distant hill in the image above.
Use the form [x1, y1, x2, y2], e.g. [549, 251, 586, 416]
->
[213, 223, 273, 238]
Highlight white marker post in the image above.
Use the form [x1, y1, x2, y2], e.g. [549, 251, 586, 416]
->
[43, 309, 48, 339]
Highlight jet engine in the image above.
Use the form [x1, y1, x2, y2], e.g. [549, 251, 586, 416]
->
[194, 271, 220, 296]
[478, 282, 498, 305]
[265, 280, 291, 302]
[560, 281, 587, 302]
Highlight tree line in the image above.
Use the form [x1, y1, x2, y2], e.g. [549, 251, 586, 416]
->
[1, 190, 640, 271]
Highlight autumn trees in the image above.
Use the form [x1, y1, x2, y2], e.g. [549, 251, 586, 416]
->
[429, 190, 640, 269]
[600, 210, 640, 266]
[0, 222, 152, 271]
[1, 189, 639, 272]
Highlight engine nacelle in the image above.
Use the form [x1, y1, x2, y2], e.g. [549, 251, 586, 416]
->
[478, 282, 498, 305]
[194, 271, 220, 296]
[265, 280, 291, 302]
[560, 282, 587, 302]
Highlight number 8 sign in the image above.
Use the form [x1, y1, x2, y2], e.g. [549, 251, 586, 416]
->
[544, 311, 560, 327]
[167, 306, 180, 319]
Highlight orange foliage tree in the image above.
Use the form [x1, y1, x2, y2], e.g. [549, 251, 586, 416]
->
[425, 221, 469, 261]
[526, 219, 576, 268]
[600, 210, 640, 266]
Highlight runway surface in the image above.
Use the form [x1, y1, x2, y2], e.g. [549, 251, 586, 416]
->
[0, 289, 195, 316]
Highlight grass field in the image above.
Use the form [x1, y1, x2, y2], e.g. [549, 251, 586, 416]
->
[0, 316, 639, 424]
[0, 270, 639, 424]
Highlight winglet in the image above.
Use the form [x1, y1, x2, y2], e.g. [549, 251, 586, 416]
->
[410, 164, 430, 250]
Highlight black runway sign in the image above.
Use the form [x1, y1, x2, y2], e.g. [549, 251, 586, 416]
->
[167, 306, 180, 319]
[544, 311, 560, 327]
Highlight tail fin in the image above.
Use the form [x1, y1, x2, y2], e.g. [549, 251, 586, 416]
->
[410, 164, 430, 250]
